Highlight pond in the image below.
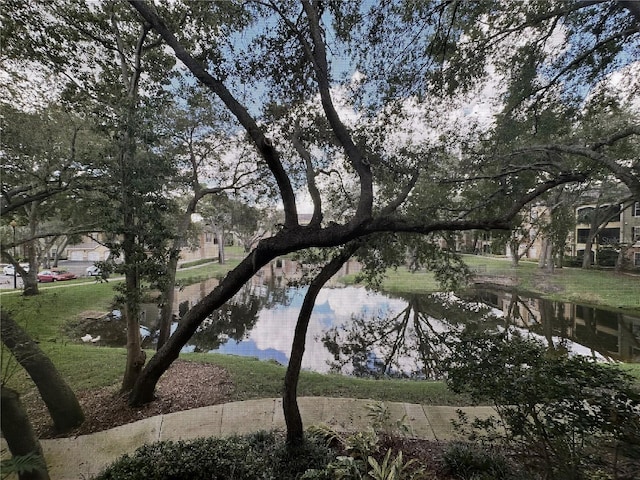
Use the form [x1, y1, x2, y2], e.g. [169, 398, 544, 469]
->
[74, 269, 640, 378]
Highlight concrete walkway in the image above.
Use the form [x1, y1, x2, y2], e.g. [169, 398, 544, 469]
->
[22, 397, 495, 480]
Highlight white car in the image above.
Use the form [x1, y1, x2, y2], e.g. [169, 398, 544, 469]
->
[86, 265, 105, 277]
[3, 264, 29, 276]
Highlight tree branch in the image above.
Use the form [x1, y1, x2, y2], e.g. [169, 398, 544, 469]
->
[301, 0, 374, 222]
[291, 127, 323, 226]
[128, 0, 299, 229]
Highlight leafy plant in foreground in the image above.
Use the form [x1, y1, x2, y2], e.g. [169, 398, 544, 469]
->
[0, 451, 47, 479]
[440, 441, 527, 480]
[304, 402, 423, 480]
[93, 430, 333, 480]
[444, 327, 640, 479]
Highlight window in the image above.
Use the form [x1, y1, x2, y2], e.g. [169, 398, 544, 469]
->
[635, 252, 640, 267]
[598, 227, 620, 245]
[577, 207, 594, 224]
[577, 229, 590, 244]
[607, 204, 621, 222]
[635, 202, 640, 217]
[634, 226, 640, 243]
[205, 232, 213, 243]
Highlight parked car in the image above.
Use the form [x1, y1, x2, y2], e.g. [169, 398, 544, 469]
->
[37, 270, 77, 282]
[3, 264, 29, 276]
[86, 265, 102, 276]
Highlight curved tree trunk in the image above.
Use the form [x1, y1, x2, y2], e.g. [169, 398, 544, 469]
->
[23, 204, 40, 296]
[509, 238, 520, 268]
[582, 236, 595, 269]
[284, 244, 358, 444]
[0, 311, 84, 433]
[615, 244, 628, 272]
[157, 204, 197, 351]
[128, 242, 280, 406]
[216, 227, 226, 265]
[1, 386, 50, 480]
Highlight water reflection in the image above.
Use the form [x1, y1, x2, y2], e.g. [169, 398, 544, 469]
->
[469, 289, 640, 363]
[196, 285, 408, 373]
[188, 280, 289, 353]
[322, 292, 497, 378]
[74, 264, 640, 377]
[179, 283, 638, 377]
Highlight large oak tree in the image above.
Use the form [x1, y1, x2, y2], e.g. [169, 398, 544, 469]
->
[123, 0, 638, 409]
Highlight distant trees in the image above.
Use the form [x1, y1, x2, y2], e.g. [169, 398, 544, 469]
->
[155, 85, 260, 350]
[0, 104, 101, 295]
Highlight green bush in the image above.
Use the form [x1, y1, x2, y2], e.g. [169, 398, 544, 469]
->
[0, 452, 47, 477]
[93, 431, 333, 480]
[562, 256, 582, 268]
[178, 258, 216, 269]
[441, 442, 526, 480]
[304, 402, 422, 480]
[444, 327, 640, 480]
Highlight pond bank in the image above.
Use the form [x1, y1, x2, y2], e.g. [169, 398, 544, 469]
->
[348, 255, 640, 313]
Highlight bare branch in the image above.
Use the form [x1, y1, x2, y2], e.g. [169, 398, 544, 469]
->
[291, 128, 323, 226]
[380, 170, 420, 215]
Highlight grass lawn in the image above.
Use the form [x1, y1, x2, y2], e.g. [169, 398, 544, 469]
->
[184, 352, 467, 405]
[343, 254, 640, 312]
[461, 254, 640, 311]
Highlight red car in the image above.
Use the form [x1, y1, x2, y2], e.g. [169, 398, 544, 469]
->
[37, 270, 77, 282]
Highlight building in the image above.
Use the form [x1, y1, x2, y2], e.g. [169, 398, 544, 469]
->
[62, 229, 220, 264]
[64, 236, 112, 262]
[458, 199, 640, 269]
[483, 290, 640, 362]
[571, 201, 640, 267]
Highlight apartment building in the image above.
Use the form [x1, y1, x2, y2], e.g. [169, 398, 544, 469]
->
[572, 201, 640, 267]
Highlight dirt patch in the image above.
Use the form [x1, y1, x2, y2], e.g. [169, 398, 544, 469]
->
[26, 360, 234, 439]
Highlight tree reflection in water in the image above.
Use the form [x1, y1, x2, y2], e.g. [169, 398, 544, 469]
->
[321, 289, 640, 378]
[185, 278, 289, 352]
[136, 277, 638, 372]
[321, 292, 497, 379]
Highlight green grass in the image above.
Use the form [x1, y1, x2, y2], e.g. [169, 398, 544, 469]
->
[1, 283, 116, 340]
[342, 268, 442, 294]
[175, 258, 241, 286]
[344, 254, 640, 312]
[459, 254, 640, 311]
[183, 352, 465, 405]
[2, 342, 467, 406]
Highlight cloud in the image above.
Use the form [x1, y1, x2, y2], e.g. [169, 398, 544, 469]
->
[247, 286, 407, 372]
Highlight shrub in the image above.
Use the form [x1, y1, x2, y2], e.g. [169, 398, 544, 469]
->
[0, 452, 47, 477]
[444, 327, 640, 479]
[94, 430, 333, 480]
[441, 442, 526, 480]
[304, 402, 422, 480]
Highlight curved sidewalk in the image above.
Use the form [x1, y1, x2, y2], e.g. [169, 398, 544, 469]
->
[34, 397, 494, 479]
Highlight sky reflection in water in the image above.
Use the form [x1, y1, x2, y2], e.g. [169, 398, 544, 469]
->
[172, 283, 640, 378]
